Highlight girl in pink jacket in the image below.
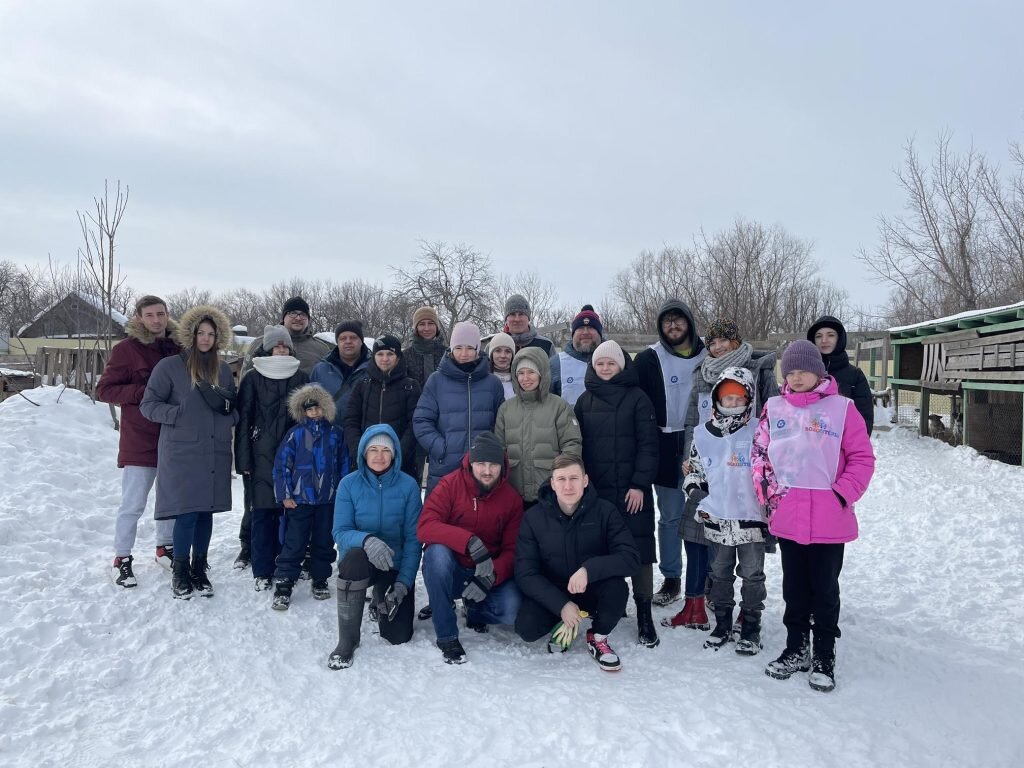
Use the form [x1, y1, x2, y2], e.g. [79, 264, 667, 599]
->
[751, 340, 874, 693]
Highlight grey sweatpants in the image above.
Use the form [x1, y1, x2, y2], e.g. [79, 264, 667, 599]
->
[113, 466, 174, 557]
[709, 540, 766, 615]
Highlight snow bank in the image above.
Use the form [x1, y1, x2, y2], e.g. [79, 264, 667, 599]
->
[0, 390, 1022, 767]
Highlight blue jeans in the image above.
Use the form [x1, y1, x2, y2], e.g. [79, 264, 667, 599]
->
[172, 512, 213, 560]
[250, 507, 283, 578]
[655, 482, 685, 579]
[422, 543, 521, 642]
[274, 504, 336, 582]
[684, 540, 711, 598]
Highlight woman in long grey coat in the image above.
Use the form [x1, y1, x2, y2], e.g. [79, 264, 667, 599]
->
[141, 305, 238, 600]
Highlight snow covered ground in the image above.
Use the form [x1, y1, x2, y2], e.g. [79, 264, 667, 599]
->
[1, 387, 1022, 768]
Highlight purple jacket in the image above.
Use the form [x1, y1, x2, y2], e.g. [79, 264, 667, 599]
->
[751, 376, 875, 545]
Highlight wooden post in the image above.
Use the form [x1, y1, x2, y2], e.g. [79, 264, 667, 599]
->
[919, 388, 931, 437]
[880, 332, 890, 389]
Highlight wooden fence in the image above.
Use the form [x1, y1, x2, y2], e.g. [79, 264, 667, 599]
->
[34, 346, 111, 395]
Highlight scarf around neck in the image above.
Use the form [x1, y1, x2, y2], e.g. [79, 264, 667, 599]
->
[701, 341, 753, 385]
[508, 325, 537, 348]
[253, 355, 301, 380]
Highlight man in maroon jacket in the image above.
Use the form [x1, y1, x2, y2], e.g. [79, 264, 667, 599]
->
[417, 431, 524, 664]
[96, 295, 182, 588]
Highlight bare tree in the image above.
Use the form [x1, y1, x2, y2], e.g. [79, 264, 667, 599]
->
[165, 287, 214, 320]
[859, 134, 998, 325]
[979, 142, 1024, 300]
[493, 270, 561, 327]
[78, 180, 129, 355]
[609, 246, 696, 333]
[390, 241, 496, 330]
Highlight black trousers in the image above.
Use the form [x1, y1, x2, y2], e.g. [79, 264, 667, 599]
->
[515, 577, 628, 640]
[337, 547, 415, 645]
[238, 474, 253, 549]
[779, 538, 845, 655]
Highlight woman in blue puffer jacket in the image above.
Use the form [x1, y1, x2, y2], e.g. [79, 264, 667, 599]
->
[329, 424, 422, 669]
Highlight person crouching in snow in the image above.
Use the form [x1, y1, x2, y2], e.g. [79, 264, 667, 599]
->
[683, 367, 767, 655]
[271, 385, 347, 610]
[514, 454, 640, 672]
[328, 424, 422, 669]
[753, 340, 875, 693]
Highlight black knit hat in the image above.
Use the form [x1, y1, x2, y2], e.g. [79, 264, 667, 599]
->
[372, 334, 402, 356]
[281, 296, 310, 320]
[469, 431, 505, 465]
[334, 320, 364, 340]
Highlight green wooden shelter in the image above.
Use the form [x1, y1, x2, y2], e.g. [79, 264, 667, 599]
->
[887, 300, 1024, 465]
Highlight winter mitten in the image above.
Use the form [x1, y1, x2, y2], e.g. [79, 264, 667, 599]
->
[466, 536, 495, 582]
[362, 536, 395, 572]
[548, 610, 589, 650]
[379, 581, 408, 621]
[461, 573, 495, 604]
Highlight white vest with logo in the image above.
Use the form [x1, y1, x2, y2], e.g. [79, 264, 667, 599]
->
[693, 421, 762, 522]
[558, 351, 588, 405]
[652, 343, 706, 432]
[697, 391, 713, 426]
[766, 395, 849, 489]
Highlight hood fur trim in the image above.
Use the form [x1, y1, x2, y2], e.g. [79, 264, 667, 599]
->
[175, 305, 233, 352]
[126, 316, 179, 345]
[287, 384, 336, 423]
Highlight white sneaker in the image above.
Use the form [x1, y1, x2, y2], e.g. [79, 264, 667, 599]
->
[155, 546, 174, 571]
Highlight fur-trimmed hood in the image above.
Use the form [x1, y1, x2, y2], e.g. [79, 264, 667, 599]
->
[174, 305, 233, 352]
[287, 383, 336, 423]
[126, 315, 179, 345]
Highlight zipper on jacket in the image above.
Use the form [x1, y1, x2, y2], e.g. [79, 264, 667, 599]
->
[379, 377, 387, 424]
[466, 375, 473, 453]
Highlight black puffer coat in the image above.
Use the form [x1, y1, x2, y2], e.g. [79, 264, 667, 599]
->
[343, 355, 421, 478]
[807, 316, 874, 435]
[515, 483, 641, 617]
[234, 358, 309, 509]
[574, 358, 659, 564]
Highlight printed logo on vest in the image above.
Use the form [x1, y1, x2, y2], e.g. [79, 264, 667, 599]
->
[806, 415, 841, 439]
[701, 399, 709, 408]
[566, 377, 574, 383]
[727, 451, 751, 468]
[670, 375, 679, 383]
[776, 419, 786, 428]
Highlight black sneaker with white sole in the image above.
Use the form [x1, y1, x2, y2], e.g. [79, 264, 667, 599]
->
[586, 630, 621, 672]
[111, 555, 137, 588]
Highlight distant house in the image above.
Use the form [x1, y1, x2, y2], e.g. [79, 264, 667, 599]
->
[18, 292, 130, 340]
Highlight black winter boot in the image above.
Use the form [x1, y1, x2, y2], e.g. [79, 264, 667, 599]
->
[652, 577, 681, 606]
[809, 652, 836, 692]
[191, 554, 214, 597]
[704, 611, 733, 650]
[765, 633, 811, 680]
[328, 577, 368, 669]
[635, 598, 660, 648]
[171, 559, 193, 600]
[272, 579, 294, 611]
[735, 612, 762, 656]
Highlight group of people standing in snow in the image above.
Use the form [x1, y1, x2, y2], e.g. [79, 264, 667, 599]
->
[97, 290, 875, 691]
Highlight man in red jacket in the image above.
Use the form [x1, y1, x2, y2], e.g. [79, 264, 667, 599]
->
[417, 431, 524, 665]
[96, 295, 181, 588]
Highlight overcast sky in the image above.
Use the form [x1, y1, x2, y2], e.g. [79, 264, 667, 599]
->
[2, 1, 1022, 317]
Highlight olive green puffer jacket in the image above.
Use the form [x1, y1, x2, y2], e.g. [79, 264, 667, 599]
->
[495, 347, 582, 503]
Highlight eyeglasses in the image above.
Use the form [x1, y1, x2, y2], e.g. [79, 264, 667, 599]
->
[661, 316, 687, 326]
[285, 311, 308, 319]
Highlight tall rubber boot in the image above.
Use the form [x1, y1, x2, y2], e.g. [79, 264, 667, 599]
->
[327, 577, 369, 670]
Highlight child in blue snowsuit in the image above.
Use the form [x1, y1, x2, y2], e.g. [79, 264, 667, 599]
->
[271, 384, 348, 610]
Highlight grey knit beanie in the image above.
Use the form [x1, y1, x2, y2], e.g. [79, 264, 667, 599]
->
[262, 325, 293, 353]
[364, 432, 394, 456]
[504, 294, 531, 318]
